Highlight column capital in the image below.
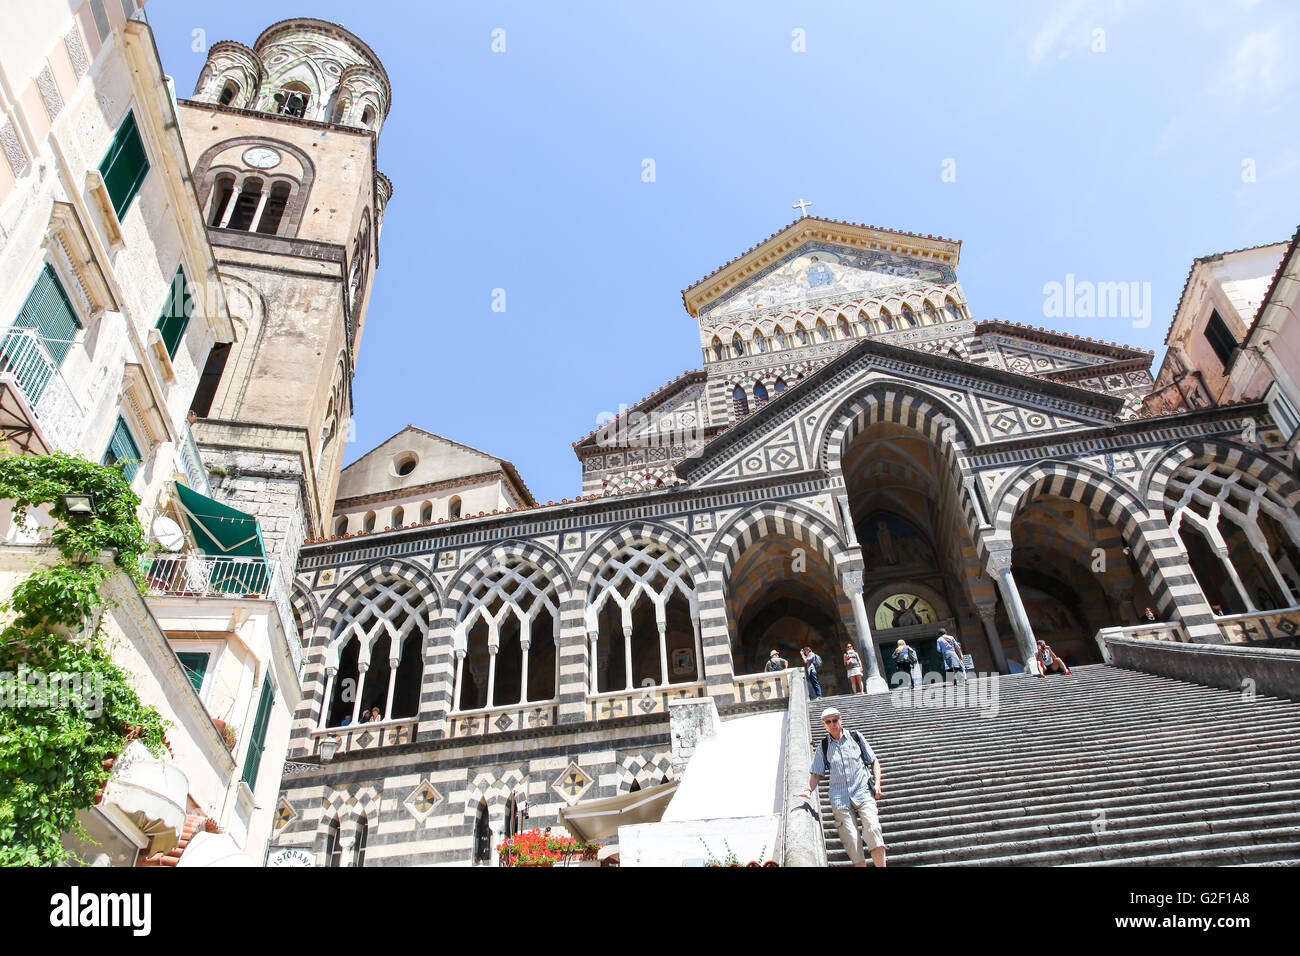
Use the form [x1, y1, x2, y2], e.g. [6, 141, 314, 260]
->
[986, 548, 1014, 573]
[973, 600, 998, 623]
[841, 569, 864, 592]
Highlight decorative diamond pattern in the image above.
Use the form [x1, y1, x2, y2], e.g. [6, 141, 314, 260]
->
[273, 797, 297, 830]
[638, 693, 658, 714]
[552, 762, 594, 805]
[404, 780, 443, 822]
[494, 712, 514, 732]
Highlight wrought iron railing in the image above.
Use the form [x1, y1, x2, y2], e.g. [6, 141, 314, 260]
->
[145, 553, 270, 598]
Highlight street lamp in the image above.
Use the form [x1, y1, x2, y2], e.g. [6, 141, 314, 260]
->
[60, 493, 96, 517]
[319, 735, 341, 763]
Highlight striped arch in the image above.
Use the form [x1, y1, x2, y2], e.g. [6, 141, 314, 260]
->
[290, 581, 321, 647]
[320, 558, 443, 631]
[987, 460, 1214, 633]
[445, 538, 574, 610]
[1143, 439, 1300, 514]
[708, 500, 852, 583]
[577, 521, 710, 592]
[819, 382, 984, 542]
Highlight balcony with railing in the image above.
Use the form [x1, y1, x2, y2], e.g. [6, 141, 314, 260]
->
[0, 327, 84, 452]
[145, 552, 304, 673]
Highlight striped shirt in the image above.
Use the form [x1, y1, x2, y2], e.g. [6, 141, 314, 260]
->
[810, 729, 877, 811]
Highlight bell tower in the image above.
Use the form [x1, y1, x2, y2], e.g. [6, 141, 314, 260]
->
[176, 18, 393, 575]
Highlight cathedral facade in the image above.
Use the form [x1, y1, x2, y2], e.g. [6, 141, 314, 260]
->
[270, 207, 1300, 864]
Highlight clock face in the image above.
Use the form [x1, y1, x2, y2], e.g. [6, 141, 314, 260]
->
[243, 146, 281, 170]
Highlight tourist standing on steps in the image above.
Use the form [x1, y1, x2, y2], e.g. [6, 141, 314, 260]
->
[765, 649, 789, 672]
[892, 639, 921, 687]
[843, 642, 865, 694]
[937, 629, 966, 684]
[797, 707, 886, 867]
[801, 646, 823, 700]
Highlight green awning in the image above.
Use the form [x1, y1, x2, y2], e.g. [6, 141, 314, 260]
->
[174, 482, 265, 559]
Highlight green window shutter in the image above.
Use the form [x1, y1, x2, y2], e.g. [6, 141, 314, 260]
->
[14, 264, 81, 366]
[101, 416, 141, 482]
[176, 652, 209, 693]
[99, 110, 150, 219]
[155, 265, 192, 358]
[241, 678, 276, 789]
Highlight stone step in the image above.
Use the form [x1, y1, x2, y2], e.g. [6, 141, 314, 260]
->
[809, 664, 1300, 866]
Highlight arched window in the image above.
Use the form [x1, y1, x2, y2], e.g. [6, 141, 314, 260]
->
[208, 174, 236, 227]
[335, 516, 348, 536]
[218, 81, 238, 107]
[420, 501, 433, 523]
[732, 333, 745, 357]
[331, 97, 350, 124]
[276, 83, 310, 118]
[325, 816, 342, 867]
[255, 182, 291, 235]
[774, 378, 787, 393]
[456, 557, 560, 710]
[945, 298, 963, 323]
[711, 336, 724, 361]
[816, 319, 831, 342]
[391, 506, 404, 528]
[794, 324, 808, 346]
[321, 578, 428, 727]
[355, 815, 368, 868]
[838, 316, 852, 339]
[360, 106, 376, 128]
[923, 302, 939, 326]
[901, 305, 917, 328]
[753, 331, 767, 353]
[773, 326, 787, 350]
[878, 309, 893, 331]
[363, 511, 376, 533]
[472, 799, 491, 864]
[588, 541, 699, 692]
[448, 496, 462, 520]
[754, 383, 769, 407]
[226, 178, 263, 231]
[732, 386, 749, 418]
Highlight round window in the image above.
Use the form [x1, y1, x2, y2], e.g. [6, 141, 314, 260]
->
[394, 454, 417, 477]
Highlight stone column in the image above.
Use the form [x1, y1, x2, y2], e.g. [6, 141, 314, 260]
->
[621, 624, 634, 690]
[452, 649, 465, 712]
[485, 644, 498, 708]
[843, 571, 888, 693]
[350, 663, 368, 725]
[987, 549, 1040, 674]
[974, 600, 1008, 673]
[695, 570, 737, 706]
[555, 593, 590, 724]
[668, 695, 718, 779]
[519, 637, 531, 705]
[317, 666, 337, 730]
[217, 184, 242, 228]
[383, 652, 400, 720]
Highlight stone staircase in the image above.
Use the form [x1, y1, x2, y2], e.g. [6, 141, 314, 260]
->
[808, 664, 1300, 866]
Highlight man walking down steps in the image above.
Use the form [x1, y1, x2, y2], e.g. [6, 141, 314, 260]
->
[799, 706, 887, 867]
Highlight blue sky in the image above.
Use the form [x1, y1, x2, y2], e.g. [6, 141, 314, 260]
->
[147, 0, 1300, 504]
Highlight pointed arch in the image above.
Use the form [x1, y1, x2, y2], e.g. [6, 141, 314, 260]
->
[708, 500, 853, 584]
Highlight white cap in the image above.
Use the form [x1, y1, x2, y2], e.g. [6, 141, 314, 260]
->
[820, 707, 841, 720]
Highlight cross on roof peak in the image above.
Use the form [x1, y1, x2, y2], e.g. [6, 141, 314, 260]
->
[792, 198, 813, 217]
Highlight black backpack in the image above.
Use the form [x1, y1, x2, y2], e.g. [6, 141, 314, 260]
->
[821, 728, 872, 767]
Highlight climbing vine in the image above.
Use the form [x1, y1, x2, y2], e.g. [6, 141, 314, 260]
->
[0, 451, 168, 866]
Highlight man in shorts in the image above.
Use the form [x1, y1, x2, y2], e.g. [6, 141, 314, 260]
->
[799, 707, 886, 867]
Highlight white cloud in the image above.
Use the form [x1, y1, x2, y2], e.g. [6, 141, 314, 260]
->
[1222, 30, 1286, 99]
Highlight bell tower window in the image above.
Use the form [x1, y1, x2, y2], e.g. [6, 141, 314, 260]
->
[275, 83, 311, 118]
[218, 81, 238, 107]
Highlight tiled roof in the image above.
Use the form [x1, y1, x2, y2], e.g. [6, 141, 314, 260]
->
[571, 369, 705, 449]
[975, 319, 1153, 357]
[682, 216, 961, 298]
[1247, 224, 1300, 338]
[137, 814, 216, 867]
[1163, 239, 1291, 344]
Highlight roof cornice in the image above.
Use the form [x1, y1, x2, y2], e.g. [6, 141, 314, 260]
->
[681, 216, 961, 318]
